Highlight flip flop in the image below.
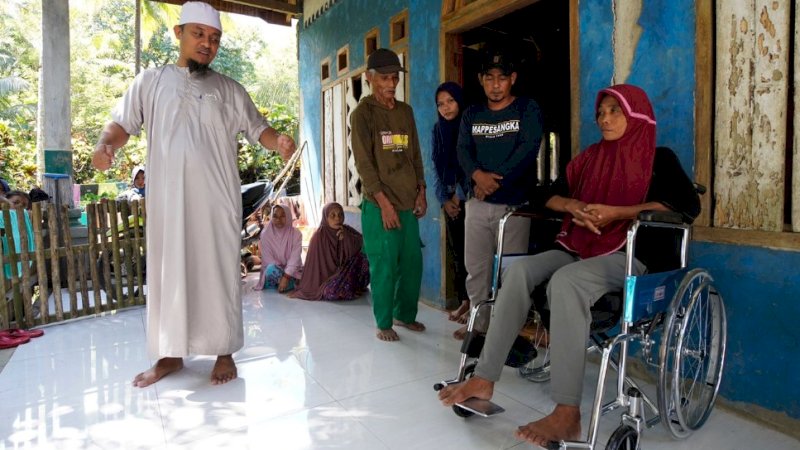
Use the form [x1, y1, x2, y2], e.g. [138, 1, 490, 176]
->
[0, 328, 45, 339]
[0, 334, 30, 349]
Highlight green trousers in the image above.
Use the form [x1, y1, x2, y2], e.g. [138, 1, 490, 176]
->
[361, 200, 422, 330]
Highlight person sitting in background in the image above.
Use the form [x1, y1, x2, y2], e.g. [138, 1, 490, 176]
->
[117, 166, 146, 202]
[28, 188, 50, 205]
[0, 178, 10, 197]
[5, 191, 30, 210]
[255, 204, 303, 293]
[290, 202, 370, 301]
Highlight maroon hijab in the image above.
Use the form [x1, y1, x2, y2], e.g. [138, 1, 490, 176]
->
[556, 84, 656, 259]
[292, 203, 364, 300]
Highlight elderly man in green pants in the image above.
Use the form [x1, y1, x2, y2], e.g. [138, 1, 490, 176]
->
[351, 48, 427, 341]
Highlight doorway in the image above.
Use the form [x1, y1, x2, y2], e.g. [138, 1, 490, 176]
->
[438, 0, 574, 304]
[456, 0, 571, 163]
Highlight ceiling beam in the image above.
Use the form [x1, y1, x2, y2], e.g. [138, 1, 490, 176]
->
[224, 0, 300, 16]
[150, 0, 297, 24]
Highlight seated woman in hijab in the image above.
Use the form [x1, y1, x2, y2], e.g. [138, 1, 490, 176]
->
[117, 166, 146, 202]
[255, 204, 303, 293]
[438, 84, 700, 446]
[290, 202, 369, 301]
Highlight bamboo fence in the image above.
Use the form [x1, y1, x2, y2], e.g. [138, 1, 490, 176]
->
[0, 199, 146, 330]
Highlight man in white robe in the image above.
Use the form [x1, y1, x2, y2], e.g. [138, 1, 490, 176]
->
[92, 1, 295, 386]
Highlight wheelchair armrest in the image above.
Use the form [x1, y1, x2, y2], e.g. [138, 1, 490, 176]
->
[637, 210, 684, 224]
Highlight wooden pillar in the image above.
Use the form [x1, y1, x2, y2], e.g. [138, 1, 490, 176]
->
[38, 0, 73, 208]
[793, 7, 800, 231]
[714, 0, 789, 231]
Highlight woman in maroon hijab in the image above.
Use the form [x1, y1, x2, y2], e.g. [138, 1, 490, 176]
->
[438, 85, 700, 446]
[291, 203, 370, 300]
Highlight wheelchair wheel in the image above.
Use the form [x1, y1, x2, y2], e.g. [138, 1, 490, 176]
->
[657, 269, 727, 439]
[518, 318, 551, 383]
[605, 425, 639, 450]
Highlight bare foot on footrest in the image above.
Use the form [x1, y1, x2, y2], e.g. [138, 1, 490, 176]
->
[438, 376, 494, 406]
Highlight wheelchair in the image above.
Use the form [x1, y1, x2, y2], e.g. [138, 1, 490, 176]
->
[433, 202, 727, 450]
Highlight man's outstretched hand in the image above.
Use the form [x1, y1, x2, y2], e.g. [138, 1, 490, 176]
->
[277, 134, 296, 160]
[92, 144, 114, 171]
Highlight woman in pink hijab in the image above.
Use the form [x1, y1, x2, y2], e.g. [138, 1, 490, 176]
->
[291, 202, 369, 300]
[255, 204, 303, 293]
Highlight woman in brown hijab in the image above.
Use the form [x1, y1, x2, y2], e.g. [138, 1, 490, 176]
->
[291, 203, 370, 300]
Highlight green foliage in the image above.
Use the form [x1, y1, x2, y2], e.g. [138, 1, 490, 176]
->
[0, 0, 299, 193]
[238, 105, 300, 188]
[81, 191, 116, 203]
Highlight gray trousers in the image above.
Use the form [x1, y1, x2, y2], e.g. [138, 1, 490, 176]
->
[464, 199, 530, 331]
[474, 250, 645, 406]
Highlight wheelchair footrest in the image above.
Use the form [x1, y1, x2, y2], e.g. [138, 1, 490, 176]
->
[455, 398, 505, 417]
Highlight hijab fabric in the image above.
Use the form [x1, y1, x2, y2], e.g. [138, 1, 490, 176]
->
[256, 204, 303, 289]
[292, 203, 364, 300]
[556, 84, 656, 259]
[131, 166, 145, 197]
[432, 82, 467, 203]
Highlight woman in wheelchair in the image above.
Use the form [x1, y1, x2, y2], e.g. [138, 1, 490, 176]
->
[438, 84, 700, 447]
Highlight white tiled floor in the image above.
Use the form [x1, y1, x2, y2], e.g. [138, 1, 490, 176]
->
[1, 275, 798, 449]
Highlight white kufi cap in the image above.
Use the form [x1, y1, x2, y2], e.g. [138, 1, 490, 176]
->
[179, 1, 222, 32]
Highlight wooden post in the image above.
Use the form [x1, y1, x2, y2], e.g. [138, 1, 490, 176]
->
[87, 203, 103, 314]
[31, 203, 50, 325]
[76, 245, 90, 314]
[2, 207, 24, 328]
[47, 204, 64, 321]
[131, 200, 145, 304]
[98, 200, 114, 311]
[59, 205, 78, 318]
[14, 208, 34, 327]
[0, 205, 11, 330]
[118, 200, 135, 306]
[108, 200, 125, 307]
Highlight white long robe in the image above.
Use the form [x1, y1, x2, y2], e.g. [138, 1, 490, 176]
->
[113, 65, 269, 358]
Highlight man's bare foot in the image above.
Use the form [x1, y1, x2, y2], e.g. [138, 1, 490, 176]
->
[514, 404, 581, 447]
[456, 311, 469, 324]
[448, 301, 470, 322]
[211, 355, 238, 385]
[453, 325, 468, 340]
[392, 319, 425, 332]
[438, 376, 494, 406]
[132, 357, 183, 387]
[377, 328, 399, 341]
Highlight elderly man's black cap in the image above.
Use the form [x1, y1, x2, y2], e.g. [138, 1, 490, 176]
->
[481, 48, 515, 75]
[367, 48, 407, 74]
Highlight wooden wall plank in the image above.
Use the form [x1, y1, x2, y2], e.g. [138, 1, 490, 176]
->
[694, 0, 713, 227]
[793, 6, 800, 231]
[332, 82, 347, 205]
[714, 0, 789, 231]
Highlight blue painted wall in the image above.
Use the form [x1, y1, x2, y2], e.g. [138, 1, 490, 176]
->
[693, 243, 800, 417]
[578, 0, 696, 170]
[301, 0, 800, 420]
[298, 0, 444, 306]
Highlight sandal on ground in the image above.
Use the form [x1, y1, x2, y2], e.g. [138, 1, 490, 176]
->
[1, 328, 45, 339]
[0, 334, 30, 349]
